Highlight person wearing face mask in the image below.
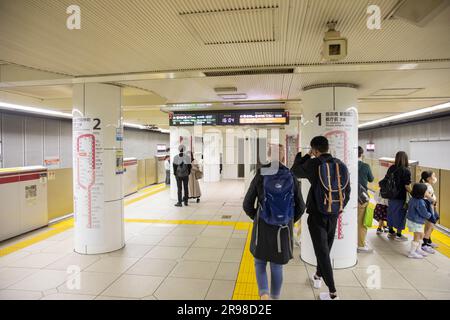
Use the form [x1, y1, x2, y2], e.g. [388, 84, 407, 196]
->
[420, 171, 440, 252]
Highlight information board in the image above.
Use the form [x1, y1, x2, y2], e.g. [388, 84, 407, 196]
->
[169, 110, 288, 126]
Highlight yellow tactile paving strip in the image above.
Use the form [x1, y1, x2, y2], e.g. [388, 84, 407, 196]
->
[0, 183, 167, 257]
[232, 224, 260, 300]
[0, 219, 74, 257]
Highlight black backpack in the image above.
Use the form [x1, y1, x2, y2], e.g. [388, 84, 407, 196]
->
[176, 161, 190, 178]
[379, 168, 399, 200]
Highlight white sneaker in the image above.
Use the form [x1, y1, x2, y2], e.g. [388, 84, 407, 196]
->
[357, 245, 374, 253]
[407, 251, 424, 259]
[416, 247, 428, 257]
[421, 245, 435, 254]
[311, 275, 322, 289]
[319, 292, 340, 300]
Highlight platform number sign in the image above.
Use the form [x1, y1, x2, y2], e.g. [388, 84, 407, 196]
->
[93, 118, 101, 130]
[315, 113, 322, 126]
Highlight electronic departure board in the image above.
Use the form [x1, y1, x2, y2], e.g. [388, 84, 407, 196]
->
[169, 113, 218, 126]
[169, 110, 288, 126]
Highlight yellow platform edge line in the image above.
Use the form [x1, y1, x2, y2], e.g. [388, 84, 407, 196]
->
[0, 184, 167, 257]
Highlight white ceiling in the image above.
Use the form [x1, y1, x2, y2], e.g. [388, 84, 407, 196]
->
[0, 0, 449, 128]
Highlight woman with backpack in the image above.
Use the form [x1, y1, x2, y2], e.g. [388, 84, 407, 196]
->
[385, 151, 412, 241]
[243, 144, 305, 300]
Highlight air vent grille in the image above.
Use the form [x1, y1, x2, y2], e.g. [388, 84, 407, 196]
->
[205, 68, 295, 77]
[179, 6, 279, 45]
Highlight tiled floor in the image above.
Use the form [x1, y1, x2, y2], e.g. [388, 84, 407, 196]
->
[0, 180, 449, 300]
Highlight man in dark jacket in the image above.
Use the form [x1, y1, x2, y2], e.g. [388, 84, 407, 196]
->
[243, 144, 305, 300]
[291, 136, 350, 300]
[173, 145, 192, 207]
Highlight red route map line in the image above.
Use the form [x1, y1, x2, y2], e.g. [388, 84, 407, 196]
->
[77, 134, 96, 229]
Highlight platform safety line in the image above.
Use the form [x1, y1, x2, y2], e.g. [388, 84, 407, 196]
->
[232, 224, 260, 300]
[124, 184, 168, 206]
[0, 184, 168, 257]
[0, 219, 74, 257]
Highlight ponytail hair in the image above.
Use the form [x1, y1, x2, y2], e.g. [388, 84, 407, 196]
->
[420, 170, 434, 183]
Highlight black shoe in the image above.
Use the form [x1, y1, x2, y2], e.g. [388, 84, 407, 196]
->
[184, 202, 188, 206]
[196, 198, 200, 203]
[175, 203, 182, 207]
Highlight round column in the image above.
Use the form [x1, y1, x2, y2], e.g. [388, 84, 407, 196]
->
[72, 83, 124, 254]
[203, 132, 221, 182]
[300, 84, 359, 269]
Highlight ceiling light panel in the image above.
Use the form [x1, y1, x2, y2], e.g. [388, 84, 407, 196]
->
[214, 87, 238, 93]
[371, 88, 423, 96]
[218, 93, 248, 100]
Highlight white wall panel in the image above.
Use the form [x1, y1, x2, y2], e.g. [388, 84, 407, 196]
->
[0, 112, 168, 168]
[24, 117, 43, 166]
[59, 120, 72, 168]
[2, 114, 24, 167]
[359, 116, 450, 169]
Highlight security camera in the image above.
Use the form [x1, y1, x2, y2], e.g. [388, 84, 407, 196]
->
[322, 21, 348, 61]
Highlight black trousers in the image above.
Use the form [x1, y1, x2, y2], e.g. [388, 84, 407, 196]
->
[307, 213, 338, 293]
[176, 176, 189, 204]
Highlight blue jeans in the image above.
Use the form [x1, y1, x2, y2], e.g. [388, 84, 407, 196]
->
[254, 258, 283, 299]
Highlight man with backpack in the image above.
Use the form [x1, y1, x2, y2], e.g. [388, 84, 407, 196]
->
[291, 136, 351, 300]
[173, 145, 192, 207]
[243, 144, 305, 300]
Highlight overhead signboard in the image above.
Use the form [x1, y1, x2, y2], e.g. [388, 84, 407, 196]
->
[169, 113, 218, 126]
[169, 110, 288, 126]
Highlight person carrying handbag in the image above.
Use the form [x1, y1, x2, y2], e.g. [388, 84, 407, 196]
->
[188, 152, 202, 203]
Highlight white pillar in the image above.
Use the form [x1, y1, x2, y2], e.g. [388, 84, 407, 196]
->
[300, 84, 359, 269]
[203, 132, 221, 182]
[72, 83, 124, 254]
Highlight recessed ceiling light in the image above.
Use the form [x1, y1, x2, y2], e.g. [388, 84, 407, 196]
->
[214, 87, 238, 93]
[371, 88, 423, 96]
[218, 93, 248, 100]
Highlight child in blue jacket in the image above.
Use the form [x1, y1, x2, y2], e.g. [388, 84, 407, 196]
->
[406, 183, 433, 259]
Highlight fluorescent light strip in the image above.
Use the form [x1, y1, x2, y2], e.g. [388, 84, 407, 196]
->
[0, 101, 160, 131]
[359, 102, 450, 128]
[0, 102, 72, 118]
[123, 122, 146, 130]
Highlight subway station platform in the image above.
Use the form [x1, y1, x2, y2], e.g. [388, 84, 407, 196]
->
[1, 181, 449, 300]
